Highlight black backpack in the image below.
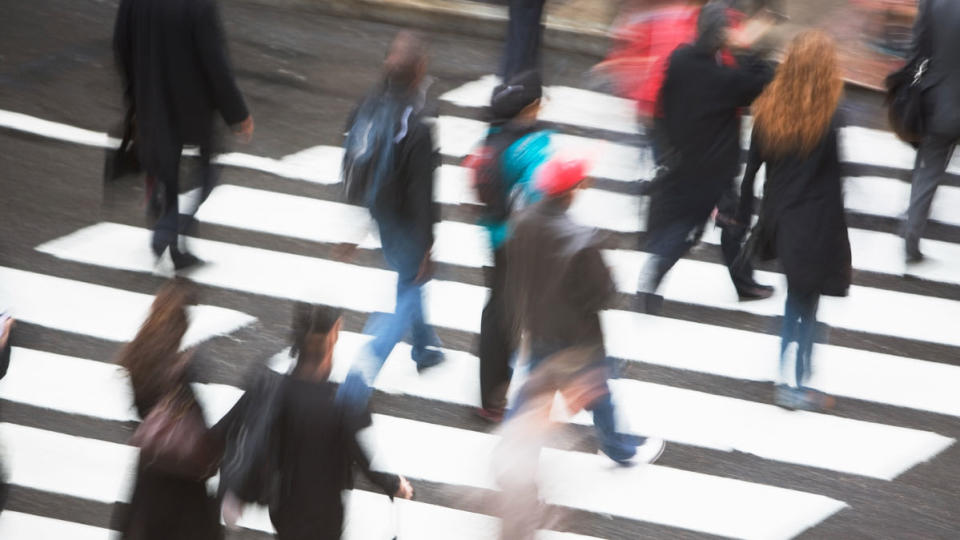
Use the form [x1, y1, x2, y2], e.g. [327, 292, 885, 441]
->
[341, 91, 406, 207]
[463, 125, 535, 222]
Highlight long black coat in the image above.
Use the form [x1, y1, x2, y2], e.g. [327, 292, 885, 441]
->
[737, 119, 852, 297]
[113, 0, 248, 170]
[648, 45, 771, 234]
[914, 0, 960, 138]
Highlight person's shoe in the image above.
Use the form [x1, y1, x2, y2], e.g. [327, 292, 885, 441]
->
[737, 284, 774, 301]
[774, 384, 803, 410]
[775, 385, 835, 412]
[906, 248, 925, 264]
[414, 348, 444, 374]
[170, 247, 204, 271]
[632, 436, 666, 465]
[635, 292, 663, 315]
[475, 407, 505, 424]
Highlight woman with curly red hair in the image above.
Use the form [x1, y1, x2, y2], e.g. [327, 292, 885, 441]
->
[737, 30, 852, 411]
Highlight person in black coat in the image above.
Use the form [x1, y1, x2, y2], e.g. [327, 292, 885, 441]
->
[638, 1, 774, 312]
[903, 0, 960, 262]
[116, 280, 223, 540]
[113, 0, 253, 269]
[221, 304, 413, 539]
[737, 31, 851, 411]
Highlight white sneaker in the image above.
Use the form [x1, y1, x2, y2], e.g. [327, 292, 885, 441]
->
[633, 437, 666, 465]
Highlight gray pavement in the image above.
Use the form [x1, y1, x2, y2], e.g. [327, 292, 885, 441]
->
[0, 0, 958, 539]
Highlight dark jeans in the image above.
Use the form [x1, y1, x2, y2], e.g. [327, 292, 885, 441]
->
[500, 0, 547, 81]
[151, 142, 218, 255]
[780, 289, 820, 388]
[511, 343, 637, 463]
[479, 248, 514, 411]
[904, 134, 958, 253]
[639, 214, 757, 295]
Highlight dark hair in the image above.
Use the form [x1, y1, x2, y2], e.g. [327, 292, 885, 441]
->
[289, 303, 342, 369]
[118, 278, 196, 398]
[383, 31, 427, 89]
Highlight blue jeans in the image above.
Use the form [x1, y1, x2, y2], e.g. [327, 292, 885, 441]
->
[780, 290, 820, 388]
[338, 220, 441, 409]
[511, 343, 637, 463]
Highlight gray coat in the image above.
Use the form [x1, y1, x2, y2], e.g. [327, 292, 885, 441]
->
[915, 0, 960, 138]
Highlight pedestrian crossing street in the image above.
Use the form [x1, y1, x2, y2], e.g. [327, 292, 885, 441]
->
[0, 75, 959, 539]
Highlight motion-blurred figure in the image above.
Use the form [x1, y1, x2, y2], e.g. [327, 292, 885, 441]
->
[468, 70, 554, 422]
[113, 0, 253, 270]
[339, 32, 444, 409]
[638, 1, 773, 312]
[220, 304, 413, 539]
[506, 157, 665, 465]
[902, 0, 960, 263]
[501, 0, 548, 81]
[738, 31, 851, 411]
[116, 280, 223, 540]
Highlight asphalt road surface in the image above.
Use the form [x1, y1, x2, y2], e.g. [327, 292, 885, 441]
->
[0, 1, 958, 539]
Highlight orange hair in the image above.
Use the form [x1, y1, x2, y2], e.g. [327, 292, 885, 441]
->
[752, 31, 844, 157]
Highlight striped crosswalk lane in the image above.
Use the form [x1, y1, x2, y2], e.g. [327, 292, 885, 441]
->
[1, 76, 958, 539]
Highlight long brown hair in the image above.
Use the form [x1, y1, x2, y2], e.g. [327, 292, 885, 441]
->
[752, 31, 843, 157]
[118, 279, 195, 398]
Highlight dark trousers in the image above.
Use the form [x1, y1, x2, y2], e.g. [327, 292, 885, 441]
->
[500, 0, 547, 81]
[780, 289, 820, 388]
[479, 248, 513, 411]
[904, 133, 957, 253]
[150, 142, 218, 255]
[639, 216, 757, 295]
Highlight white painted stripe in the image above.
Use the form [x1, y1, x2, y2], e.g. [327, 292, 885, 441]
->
[364, 414, 845, 540]
[439, 77, 960, 174]
[0, 415, 842, 539]
[41, 221, 960, 348]
[0, 511, 113, 540]
[8, 331, 952, 480]
[38, 223, 960, 416]
[0, 266, 255, 345]
[436, 115, 647, 182]
[604, 249, 960, 348]
[36, 223, 483, 333]
[844, 175, 960, 227]
[236, 487, 602, 540]
[440, 74, 639, 135]
[601, 309, 960, 418]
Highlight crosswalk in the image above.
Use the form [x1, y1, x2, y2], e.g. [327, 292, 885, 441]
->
[0, 75, 958, 539]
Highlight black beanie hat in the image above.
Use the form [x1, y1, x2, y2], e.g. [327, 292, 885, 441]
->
[489, 70, 543, 122]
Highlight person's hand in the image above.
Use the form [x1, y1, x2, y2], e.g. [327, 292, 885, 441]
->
[221, 491, 245, 530]
[415, 252, 434, 284]
[728, 15, 775, 51]
[233, 115, 254, 144]
[395, 475, 414, 499]
[1, 317, 14, 348]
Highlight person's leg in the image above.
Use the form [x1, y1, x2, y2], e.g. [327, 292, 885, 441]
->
[479, 249, 514, 412]
[794, 292, 820, 389]
[904, 135, 955, 259]
[638, 219, 698, 298]
[409, 278, 444, 369]
[150, 147, 182, 257]
[779, 291, 801, 386]
[500, 0, 547, 80]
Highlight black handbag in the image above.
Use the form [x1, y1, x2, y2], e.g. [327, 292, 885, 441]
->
[885, 5, 934, 147]
[103, 107, 142, 182]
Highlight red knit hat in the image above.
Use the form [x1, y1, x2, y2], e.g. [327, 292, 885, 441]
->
[536, 157, 589, 196]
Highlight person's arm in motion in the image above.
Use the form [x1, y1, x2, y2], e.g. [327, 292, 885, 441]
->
[194, 0, 252, 136]
[406, 122, 440, 283]
[113, 0, 134, 106]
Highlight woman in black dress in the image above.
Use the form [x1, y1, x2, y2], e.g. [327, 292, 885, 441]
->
[117, 280, 222, 540]
[737, 31, 852, 411]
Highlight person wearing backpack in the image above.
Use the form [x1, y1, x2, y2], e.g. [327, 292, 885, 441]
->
[220, 304, 413, 539]
[338, 32, 445, 410]
[467, 70, 554, 422]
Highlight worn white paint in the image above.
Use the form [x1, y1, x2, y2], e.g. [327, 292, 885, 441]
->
[0, 511, 114, 540]
[0, 266, 254, 345]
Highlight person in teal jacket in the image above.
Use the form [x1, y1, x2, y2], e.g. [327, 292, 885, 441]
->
[477, 70, 555, 421]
